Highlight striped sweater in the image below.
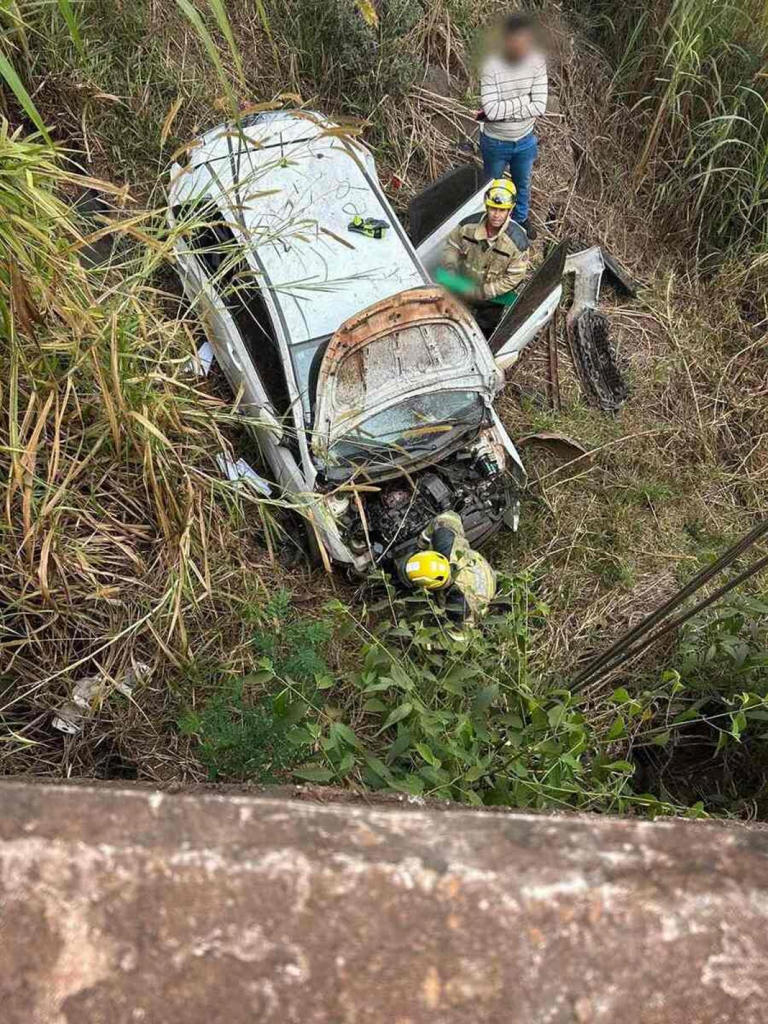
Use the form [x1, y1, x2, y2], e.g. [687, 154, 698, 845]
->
[480, 53, 548, 142]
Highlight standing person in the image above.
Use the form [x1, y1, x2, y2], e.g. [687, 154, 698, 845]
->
[478, 13, 548, 238]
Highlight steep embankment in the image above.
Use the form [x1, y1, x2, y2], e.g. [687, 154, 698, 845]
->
[1, 0, 766, 811]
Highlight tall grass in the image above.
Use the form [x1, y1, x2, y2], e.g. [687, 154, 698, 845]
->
[577, 0, 768, 260]
[0, 112, 287, 774]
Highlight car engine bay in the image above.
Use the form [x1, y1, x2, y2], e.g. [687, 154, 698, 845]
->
[325, 432, 520, 566]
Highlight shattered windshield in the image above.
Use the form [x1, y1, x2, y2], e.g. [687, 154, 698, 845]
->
[323, 391, 485, 476]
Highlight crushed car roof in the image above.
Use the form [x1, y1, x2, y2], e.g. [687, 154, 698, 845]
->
[170, 112, 428, 346]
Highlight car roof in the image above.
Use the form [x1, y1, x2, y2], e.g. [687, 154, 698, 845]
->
[171, 112, 428, 346]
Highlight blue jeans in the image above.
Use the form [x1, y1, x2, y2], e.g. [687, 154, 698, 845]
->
[480, 131, 538, 224]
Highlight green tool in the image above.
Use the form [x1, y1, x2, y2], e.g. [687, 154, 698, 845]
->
[348, 216, 389, 240]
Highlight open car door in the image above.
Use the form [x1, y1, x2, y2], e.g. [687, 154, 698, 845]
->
[490, 242, 568, 370]
[410, 164, 488, 275]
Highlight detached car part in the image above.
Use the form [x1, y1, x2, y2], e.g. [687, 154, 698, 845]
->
[568, 309, 629, 414]
[563, 245, 629, 413]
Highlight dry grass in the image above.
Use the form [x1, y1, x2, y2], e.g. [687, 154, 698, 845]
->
[0, 123, 332, 779]
[1, 0, 766, 786]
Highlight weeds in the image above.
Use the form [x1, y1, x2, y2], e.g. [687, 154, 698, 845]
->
[179, 583, 753, 815]
[574, 0, 768, 258]
[0, 118, 285, 776]
[1, 0, 767, 818]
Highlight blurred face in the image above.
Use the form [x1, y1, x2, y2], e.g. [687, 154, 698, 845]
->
[486, 207, 508, 231]
[504, 27, 535, 62]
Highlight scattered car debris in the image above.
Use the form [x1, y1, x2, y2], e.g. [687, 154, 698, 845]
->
[215, 453, 272, 497]
[517, 432, 590, 463]
[348, 216, 389, 239]
[52, 662, 150, 734]
[603, 250, 640, 298]
[184, 339, 215, 378]
[568, 308, 629, 414]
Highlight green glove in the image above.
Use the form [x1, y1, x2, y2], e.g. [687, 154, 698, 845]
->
[434, 266, 478, 297]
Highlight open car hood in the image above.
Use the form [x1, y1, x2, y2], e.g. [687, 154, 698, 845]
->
[311, 287, 502, 457]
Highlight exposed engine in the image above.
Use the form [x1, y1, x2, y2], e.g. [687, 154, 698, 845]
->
[332, 432, 519, 565]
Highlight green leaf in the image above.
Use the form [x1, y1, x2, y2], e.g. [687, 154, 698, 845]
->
[330, 721, 360, 748]
[612, 687, 632, 704]
[205, 0, 243, 82]
[362, 698, 387, 712]
[671, 708, 699, 725]
[363, 679, 394, 694]
[293, 764, 333, 782]
[364, 756, 394, 784]
[464, 789, 484, 807]
[376, 702, 413, 735]
[472, 685, 498, 714]
[415, 742, 441, 768]
[607, 716, 626, 740]
[174, 0, 237, 114]
[244, 669, 275, 686]
[315, 674, 335, 690]
[0, 53, 51, 142]
[387, 663, 415, 691]
[282, 699, 308, 725]
[386, 727, 412, 763]
[731, 710, 747, 741]
[56, 0, 83, 55]
[390, 774, 425, 796]
[285, 726, 314, 747]
[606, 760, 635, 774]
[547, 704, 568, 729]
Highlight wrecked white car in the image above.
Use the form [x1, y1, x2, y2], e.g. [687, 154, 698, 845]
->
[168, 111, 618, 570]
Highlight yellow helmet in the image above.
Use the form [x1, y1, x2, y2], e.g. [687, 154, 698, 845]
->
[405, 550, 452, 591]
[484, 178, 517, 210]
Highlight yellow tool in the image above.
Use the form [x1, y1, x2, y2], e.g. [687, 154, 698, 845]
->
[348, 216, 389, 239]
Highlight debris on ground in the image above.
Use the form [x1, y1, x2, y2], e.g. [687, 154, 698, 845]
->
[215, 453, 272, 497]
[517, 432, 590, 463]
[52, 663, 150, 735]
[185, 340, 215, 377]
[568, 307, 630, 413]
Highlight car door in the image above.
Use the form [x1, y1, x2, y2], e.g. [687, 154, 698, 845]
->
[411, 164, 488, 276]
[172, 207, 286, 427]
[489, 241, 567, 370]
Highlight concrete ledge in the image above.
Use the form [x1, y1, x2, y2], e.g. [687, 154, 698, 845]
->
[1, 782, 767, 1022]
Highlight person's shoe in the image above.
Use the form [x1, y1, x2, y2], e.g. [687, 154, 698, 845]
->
[521, 218, 538, 241]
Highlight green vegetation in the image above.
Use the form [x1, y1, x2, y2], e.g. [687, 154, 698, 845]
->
[174, 583, 768, 816]
[574, 0, 768, 261]
[1, 0, 767, 815]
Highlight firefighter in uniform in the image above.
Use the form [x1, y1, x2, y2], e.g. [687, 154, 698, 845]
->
[441, 178, 530, 336]
[397, 511, 497, 625]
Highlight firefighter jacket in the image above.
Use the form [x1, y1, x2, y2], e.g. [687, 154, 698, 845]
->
[442, 213, 530, 300]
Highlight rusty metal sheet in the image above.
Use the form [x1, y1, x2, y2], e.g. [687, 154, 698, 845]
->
[312, 287, 499, 454]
